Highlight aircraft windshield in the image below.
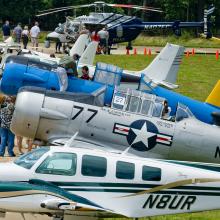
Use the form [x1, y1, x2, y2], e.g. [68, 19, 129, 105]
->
[111, 88, 161, 117]
[55, 23, 65, 34]
[138, 75, 155, 93]
[14, 147, 49, 169]
[176, 103, 195, 122]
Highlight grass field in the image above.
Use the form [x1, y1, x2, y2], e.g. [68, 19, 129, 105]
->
[95, 54, 220, 102]
[131, 34, 220, 48]
[95, 54, 220, 219]
[25, 31, 220, 47]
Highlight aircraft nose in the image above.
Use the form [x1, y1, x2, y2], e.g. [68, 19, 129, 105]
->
[0, 162, 30, 181]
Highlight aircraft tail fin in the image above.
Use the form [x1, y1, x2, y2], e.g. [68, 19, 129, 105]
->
[69, 34, 90, 57]
[205, 80, 220, 107]
[140, 43, 184, 89]
[79, 41, 98, 66]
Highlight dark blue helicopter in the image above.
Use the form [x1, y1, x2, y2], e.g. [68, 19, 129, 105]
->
[38, 2, 215, 51]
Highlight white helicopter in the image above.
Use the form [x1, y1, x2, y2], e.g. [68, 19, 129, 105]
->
[1, 138, 220, 219]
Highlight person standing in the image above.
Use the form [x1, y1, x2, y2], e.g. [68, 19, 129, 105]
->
[30, 22, 40, 49]
[98, 27, 109, 54]
[2, 20, 11, 41]
[22, 25, 29, 49]
[13, 23, 22, 43]
[55, 41, 62, 53]
[59, 54, 78, 77]
[0, 96, 16, 157]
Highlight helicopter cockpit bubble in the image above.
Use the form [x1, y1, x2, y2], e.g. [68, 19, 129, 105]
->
[55, 23, 65, 34]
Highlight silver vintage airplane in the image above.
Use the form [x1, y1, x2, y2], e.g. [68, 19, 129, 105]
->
[11, 81, 220, 163]
[1, 138, 220, 219]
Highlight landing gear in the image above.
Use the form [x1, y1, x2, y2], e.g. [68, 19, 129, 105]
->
[126, 41, 133, 50]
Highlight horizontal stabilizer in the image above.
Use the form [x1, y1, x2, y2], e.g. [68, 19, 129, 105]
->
[206, 80, 220, 107]
[157, 80, 178, 89]
[141, 43, 184, 88]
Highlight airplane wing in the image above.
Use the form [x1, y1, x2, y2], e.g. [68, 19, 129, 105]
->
[140, 43, 184, 89]
[0, 179, 113, 219]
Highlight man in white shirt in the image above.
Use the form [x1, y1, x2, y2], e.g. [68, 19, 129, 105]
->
[30, 22, 40, 49]
[98, 27, 109, 54]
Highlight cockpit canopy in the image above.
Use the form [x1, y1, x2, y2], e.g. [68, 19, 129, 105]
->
[111, 88, 195, 122]
[111, 88, 166, 118]
[176, 102, 195, 121]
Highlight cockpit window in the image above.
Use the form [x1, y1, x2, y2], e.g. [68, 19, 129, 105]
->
[126, 96, 141, 113]
[28, 59, 54, 71]
[14, 147, 49, 169]
[141, 100, 152, 115]
[152, 102, 163, 118]
[36, 152, 77, 176]
[112, 91, 126, 110]
[176, 103, 195, 122]
[111, 88, 158, 117]
[55, 23, 65, 34]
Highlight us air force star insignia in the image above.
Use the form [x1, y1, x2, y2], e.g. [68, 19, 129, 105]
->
[127, 120, 158, 151]
[131, 122, 156, 148]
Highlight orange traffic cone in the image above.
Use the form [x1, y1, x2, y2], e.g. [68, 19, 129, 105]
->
[134, 48, 137, 55]
[126, 49, 130, 55]
[216, 50, 219, 60]
[148, 48, 151, 56]
[144, 48, 147, 56]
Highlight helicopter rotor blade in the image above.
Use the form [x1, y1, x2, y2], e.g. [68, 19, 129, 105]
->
[38, 6, 76, 13]
[106, 4, 163, 13]
[36, 4, 96, 17]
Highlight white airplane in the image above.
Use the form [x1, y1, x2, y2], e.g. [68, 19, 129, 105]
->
[1, 139, 220, 219]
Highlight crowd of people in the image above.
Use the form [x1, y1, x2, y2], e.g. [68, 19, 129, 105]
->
[0, 96, 33, 157]
[0, 21, 108, 156]
[2, 20, 41, 49]
[2, 20, 110, 55]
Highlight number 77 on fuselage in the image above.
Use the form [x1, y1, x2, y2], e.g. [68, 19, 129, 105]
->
[11, 85, 220, 164]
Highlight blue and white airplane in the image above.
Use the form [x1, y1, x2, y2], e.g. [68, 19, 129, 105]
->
[1, 42, 220, 126]
[138, 76, 220, 125]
